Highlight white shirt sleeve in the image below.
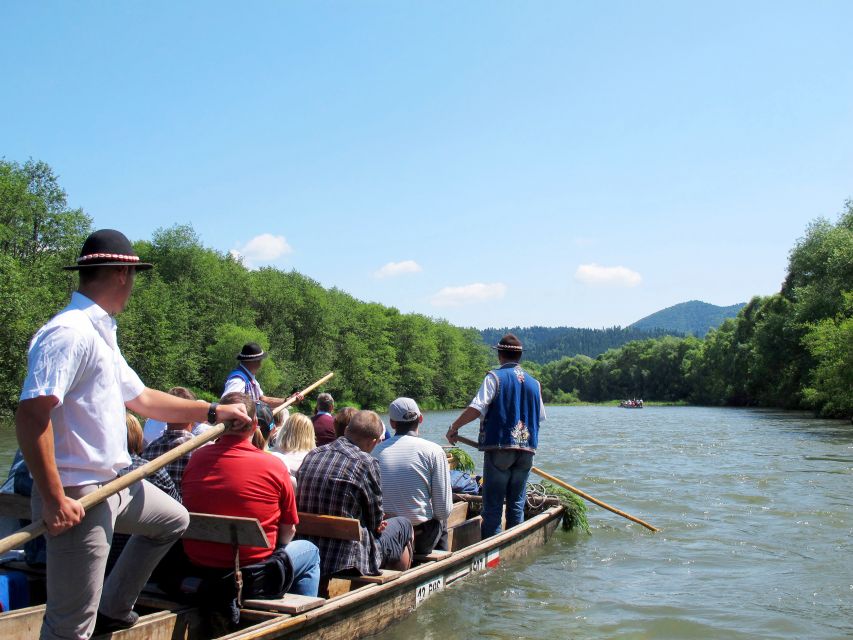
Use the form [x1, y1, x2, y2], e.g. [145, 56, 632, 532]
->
[222, 375, 246, 397]
[468, 372, 498, 416]
[117, 351, 145, 402]
[19, 325, 87, 405]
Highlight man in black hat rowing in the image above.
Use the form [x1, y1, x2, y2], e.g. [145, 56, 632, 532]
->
[15, 229, 251, 639]
[446, 333, 546, 539]
[222, 342, 301, 409]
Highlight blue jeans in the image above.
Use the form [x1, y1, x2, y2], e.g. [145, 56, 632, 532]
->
[283, 540, 320, 596]
[481, 449, 534, 538]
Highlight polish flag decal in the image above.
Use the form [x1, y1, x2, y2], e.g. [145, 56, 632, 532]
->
[486, 549, 500, 568]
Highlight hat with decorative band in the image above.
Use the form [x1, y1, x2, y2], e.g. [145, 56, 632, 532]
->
[491, 333, 523, 352]
[237, 342, 267, 361]
[63, 229, 153, 271]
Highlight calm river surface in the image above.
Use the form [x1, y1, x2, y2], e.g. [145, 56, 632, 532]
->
[1, 406, 851, 639]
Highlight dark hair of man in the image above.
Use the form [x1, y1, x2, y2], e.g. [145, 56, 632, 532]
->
[77, 265, 115, 287]
[392, 418, 419, 435]
[498, 349, 522, 363]
[221, 391, 255, 434]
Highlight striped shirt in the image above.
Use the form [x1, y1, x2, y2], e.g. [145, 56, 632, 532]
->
[371, 434, 452, 525]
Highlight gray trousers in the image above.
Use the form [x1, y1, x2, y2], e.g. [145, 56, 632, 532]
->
[32, 479, 189, 640]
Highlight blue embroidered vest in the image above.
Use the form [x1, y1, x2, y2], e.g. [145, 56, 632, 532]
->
[479, 363, 542, 452]
[224, 365, 259, 401]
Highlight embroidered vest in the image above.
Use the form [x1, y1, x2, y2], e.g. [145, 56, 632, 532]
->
[479, 364, 541, 452]
[225, 365, 260, 401]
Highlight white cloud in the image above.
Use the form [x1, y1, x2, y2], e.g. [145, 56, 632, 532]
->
[374, 260, 423, 279]
[231, 234, 293, 268]
[430, 282, 507, 307]
[575, 263, 642, 287]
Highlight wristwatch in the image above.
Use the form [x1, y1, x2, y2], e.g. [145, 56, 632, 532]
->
[207, 402, 219, 424]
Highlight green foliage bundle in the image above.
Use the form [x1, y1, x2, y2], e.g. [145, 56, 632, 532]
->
[446, 447, 475, 473]
[533, 481, 589, 534]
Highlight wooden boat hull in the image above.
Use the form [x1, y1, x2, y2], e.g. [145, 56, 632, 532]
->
[0, 506, 564, 640]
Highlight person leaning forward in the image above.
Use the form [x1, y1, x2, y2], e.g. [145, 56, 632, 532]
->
[14, 229, 251, 640]
[222, 342, 303, 409]
[446, 333, 546, 539]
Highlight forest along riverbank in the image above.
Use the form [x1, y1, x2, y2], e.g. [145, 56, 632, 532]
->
[1, 406, 851, 639]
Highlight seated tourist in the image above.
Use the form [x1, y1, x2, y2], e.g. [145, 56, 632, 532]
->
[297, 410, 414, 577]
[333, 406, 357, 439]
[372, 398, 453, 555]
[250, 402, 281, 451]
[141, 386, 199, 497]
[181, 392, 320, 608]
[107, 413, 181, 574]
[123, 412, 180, 500]
[311, 392, 337, 446]
[271, 413, 316, 490]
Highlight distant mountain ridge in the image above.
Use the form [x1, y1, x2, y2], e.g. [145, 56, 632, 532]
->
[479, 325, 679, 364]
[629, 300, 745, 336]
[481, 300, 744, 364]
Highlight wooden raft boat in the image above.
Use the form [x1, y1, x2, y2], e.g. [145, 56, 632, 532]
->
[0, 495, 565, 640]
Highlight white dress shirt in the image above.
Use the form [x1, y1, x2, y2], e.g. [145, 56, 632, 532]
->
[19, 292, 144, 486]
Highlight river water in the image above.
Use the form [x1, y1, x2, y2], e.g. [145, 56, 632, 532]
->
[1, 406, 850, 639]
[387, 406, 853, 640]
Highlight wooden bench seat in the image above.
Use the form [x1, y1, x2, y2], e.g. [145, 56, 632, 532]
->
[413, 549, 452, 562]
[242, 593, 325, 614]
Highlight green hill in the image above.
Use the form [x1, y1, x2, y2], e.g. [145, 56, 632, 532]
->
[629, 300, 745, 336]
[479, 325, 678, 364]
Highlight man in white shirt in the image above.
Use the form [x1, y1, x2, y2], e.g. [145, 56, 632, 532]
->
[15, 229, 251, 640]
[372, 398, 453, 555]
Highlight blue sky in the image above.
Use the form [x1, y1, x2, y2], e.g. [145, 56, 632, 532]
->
[3, 2, 852, 329]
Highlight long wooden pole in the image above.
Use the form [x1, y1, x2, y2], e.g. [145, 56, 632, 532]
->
[452, 434, 659, 532]
[272, 372, 334, 417]
[0, 372, 335, 555]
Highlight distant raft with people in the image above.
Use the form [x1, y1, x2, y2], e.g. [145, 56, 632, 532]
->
[619, 399, 644, 408]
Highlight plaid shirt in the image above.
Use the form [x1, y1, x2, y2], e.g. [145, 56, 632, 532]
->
[141, 429, 194, 499]
[296, 437, 384, 576]
[119, 453, 181, 502]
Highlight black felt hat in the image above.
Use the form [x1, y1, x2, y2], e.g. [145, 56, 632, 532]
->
[237, 342, 267, 361]
[63, 229, 153, 271]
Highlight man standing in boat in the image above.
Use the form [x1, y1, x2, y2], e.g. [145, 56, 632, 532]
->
[446, 333, 545, 538]
[222, 342, 302, 409]
[15, 229, 251, 639]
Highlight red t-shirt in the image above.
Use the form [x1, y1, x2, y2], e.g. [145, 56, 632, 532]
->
[181, 435, 298, 568]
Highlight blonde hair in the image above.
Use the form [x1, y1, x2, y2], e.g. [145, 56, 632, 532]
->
[126, 413, 143, 455]
[274, 413, 316, 453]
